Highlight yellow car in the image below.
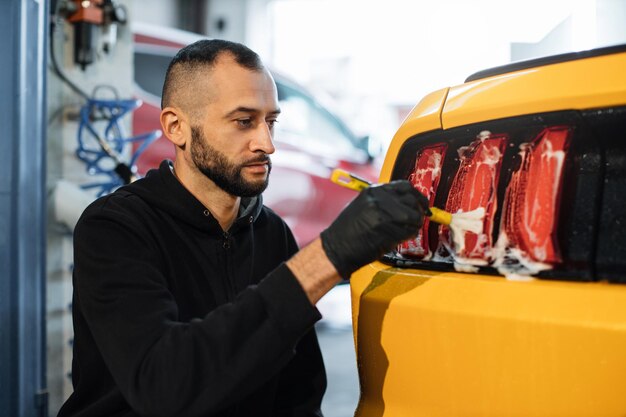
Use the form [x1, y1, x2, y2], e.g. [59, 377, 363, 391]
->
[351, 44, 626, 417]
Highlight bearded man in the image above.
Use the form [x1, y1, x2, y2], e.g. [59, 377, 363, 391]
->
[58, 39, 428, 417]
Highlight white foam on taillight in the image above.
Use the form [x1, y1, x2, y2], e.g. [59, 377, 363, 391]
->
[398, 144, 447, 260]
[492, 126, 571, 278]
[435, 131, 507, 271]
[492, 230, 547, 280]
[449, 206, 486, 253]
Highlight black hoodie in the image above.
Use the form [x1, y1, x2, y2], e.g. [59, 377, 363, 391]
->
[58, 161, 326, 417]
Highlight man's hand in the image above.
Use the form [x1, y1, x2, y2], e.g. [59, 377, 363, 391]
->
[286, 180, 428, 305]
[320, 180, 429, 279]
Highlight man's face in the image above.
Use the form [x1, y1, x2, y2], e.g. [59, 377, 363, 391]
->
[190, 124, 272, 197]
[185, 55, 280, 197]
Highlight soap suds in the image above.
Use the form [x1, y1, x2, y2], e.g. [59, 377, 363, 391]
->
[491, 230, 551, 278]
[448, 207, 486, 254]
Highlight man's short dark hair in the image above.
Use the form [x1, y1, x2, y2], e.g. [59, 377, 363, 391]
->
[161, 39, 264, 109]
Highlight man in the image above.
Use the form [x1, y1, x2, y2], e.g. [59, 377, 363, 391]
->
[58, 39, 428, 417]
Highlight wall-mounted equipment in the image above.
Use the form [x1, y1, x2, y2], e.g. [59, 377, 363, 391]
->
[59, 0, 127, 70]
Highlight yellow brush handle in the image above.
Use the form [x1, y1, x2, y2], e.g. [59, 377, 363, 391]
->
[330, 168, 371, 191]
[428, 207, 452, 226]
[330, 168, 453, 226]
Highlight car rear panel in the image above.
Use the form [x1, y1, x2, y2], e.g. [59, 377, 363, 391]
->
[442, 51, 626, 129]
[351, 264, 626, 417]
[352, 48, 626, 416]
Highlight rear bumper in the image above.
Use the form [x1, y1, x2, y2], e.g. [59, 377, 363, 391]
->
[351, 262, 626, 416]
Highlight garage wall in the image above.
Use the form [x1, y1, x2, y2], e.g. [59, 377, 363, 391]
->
[130, 0, 179, 28]
[0, 1, 47, 416]
[46, 1, 134, 414]
[597, 0, 626, 46]
[511, 0, 626, 61]
[204, 0, 247, 42]
[130, 0, 273, 58]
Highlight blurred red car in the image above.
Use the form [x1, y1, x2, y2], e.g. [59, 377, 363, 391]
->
[132, 22, 378, 246]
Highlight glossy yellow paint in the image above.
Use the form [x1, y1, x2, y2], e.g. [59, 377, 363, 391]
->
[353, 48, 626, 417]
[351, 263, 626, 417]
[378, 88, 448, 183]
[443, 52, 626, 129]
[379, 51, 626, 185]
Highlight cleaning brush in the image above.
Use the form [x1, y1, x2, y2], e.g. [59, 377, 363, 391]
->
[330, 168, 485, 252]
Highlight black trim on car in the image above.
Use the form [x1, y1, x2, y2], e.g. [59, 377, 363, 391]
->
[465, 43, 626, 83]
[384, 109, 626, 283]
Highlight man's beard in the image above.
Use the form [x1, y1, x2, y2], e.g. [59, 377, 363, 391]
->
[190, 125, 271, 197]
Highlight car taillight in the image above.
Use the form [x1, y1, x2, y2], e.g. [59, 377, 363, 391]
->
[494, 126, 571, 271]
[387, 108, 626, 281]
[438, 132, 508, 264]
[397, 143, 447, 259]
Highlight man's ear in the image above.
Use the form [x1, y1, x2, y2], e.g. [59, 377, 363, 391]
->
[160, 107, 188, 148]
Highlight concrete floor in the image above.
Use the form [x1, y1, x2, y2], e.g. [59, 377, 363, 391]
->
[317, 325, 360, 417]
[316, 283, 361, 417]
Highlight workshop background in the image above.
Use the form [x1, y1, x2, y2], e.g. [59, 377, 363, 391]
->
[2, 0, 626, 416]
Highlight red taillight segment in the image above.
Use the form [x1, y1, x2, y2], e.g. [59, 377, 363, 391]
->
[440, 133, 508, 260]
[500, 126, 571, 264]
[398, 143, 447, 259]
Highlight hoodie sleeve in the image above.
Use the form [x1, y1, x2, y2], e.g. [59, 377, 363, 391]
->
[272, 328, 326, 417]
[73, 197, 322, 417]
[268, 216, 327, 416]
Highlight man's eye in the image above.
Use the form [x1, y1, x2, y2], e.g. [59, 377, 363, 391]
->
[267, 119, 279, 129]
[236, 119, 253, 128]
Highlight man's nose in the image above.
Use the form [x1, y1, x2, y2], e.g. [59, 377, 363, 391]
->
[251, 122, 276, 154]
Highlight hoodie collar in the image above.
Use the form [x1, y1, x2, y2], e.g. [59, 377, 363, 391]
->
[126, 160, 264, 234]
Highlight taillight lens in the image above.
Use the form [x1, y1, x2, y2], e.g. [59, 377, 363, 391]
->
[495, 126, 571, 269]
[387, 111, 603, 280]
[398, 143, 447, 259]
[438, 133, 508, 262]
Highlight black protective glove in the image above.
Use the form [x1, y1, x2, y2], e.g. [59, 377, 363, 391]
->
[321, 180, 430, 279]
